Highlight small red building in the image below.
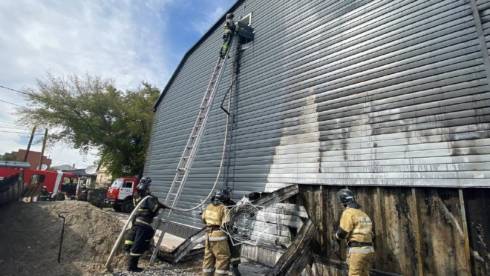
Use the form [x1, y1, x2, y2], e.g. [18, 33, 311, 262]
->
[8, 149, 52, 170]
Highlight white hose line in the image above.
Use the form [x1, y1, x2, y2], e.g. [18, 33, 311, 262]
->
[105, 195, 152, 271]
[108, 104, 230, 269]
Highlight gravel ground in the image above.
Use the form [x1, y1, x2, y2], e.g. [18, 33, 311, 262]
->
[110, 258, 201, 276]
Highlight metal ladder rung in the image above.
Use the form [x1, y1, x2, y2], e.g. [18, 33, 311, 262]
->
[164, 49, 230, 207]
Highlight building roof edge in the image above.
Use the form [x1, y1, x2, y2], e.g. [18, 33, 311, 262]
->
[153, 0, 244, 111]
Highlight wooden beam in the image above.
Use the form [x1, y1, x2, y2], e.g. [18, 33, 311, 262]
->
[375, 187, 386, 262]
[318, 185, 324, 246]
[411, 188, 424, 276]
[266, 219, 316, 276]
[458, 189, 472, 273]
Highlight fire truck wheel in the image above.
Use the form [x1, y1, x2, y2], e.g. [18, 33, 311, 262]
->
[121, 199, 134, 213]
[113, 204, 122, 212]
[55, 193, 66, 201]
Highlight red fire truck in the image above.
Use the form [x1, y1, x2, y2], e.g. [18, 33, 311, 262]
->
[105, 176, 138, 212]
[0, 161, 29, 204]
[0, 161, 78, 202]
[23, 169, 78, 200]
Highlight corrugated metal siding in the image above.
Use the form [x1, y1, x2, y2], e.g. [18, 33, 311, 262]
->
[145, 0, 490, 229]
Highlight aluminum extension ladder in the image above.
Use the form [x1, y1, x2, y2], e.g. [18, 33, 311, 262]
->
[164, 45, 232, 212]
[149, 38, 235, 266]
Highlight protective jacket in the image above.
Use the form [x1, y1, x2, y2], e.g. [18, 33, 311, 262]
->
[336, 207, 375, 276]
[224, 18, 235, 33]
[124, 194, 165, 271]
[133, 195, 161, 226]
[202, 203, 231, 276]
[220, 19, 236, 58]
[336, 207, 373, 244]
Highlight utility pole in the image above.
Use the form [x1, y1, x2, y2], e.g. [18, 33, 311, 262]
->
[38, 128, 48, 170]
[24, 126, 37, 162]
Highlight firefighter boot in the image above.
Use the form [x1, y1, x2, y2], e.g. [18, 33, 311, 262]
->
[127, 256, 143, 272]
[230, 264, 241, 276]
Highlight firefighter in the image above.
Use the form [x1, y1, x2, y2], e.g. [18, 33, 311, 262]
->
[334, 188, 375, 276]
[221, 190, 241, 276]
[220, 13, 236, 58]
[124, 176, 167, 272]
[202, 190, 231, 276]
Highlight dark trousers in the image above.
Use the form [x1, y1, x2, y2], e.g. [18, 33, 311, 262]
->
[130, 224, 155, 256]
[228, 239, 241, 265]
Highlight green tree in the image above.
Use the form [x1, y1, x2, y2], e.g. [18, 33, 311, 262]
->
[20, 75, 160, 176]
[0, 152, 17, 161]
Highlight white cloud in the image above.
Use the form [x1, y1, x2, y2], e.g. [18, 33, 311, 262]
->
[0, 0, 172, 89]
[0, 0, 173, 169]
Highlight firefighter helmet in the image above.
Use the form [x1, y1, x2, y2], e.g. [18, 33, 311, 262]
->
[226, 13, 234, 20]
[136, 176, 152, 193]
[337, 188, 355, 205]
[212, 189, 230, 204]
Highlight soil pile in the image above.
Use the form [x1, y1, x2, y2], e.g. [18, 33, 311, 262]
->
[0, 201, 127, 275]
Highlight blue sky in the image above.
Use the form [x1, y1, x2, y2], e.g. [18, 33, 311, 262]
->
[0, 0, 235, 168]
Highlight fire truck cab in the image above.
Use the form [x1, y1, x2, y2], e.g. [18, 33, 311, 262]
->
[105, 176, 138, 212]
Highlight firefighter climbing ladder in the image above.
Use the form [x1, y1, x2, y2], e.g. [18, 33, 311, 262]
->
[163, 42, 232, 213]
[146, 36, 239, 265]
[106, 16, 254, 270]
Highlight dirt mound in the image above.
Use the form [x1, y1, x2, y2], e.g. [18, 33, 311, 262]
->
[0, 200, 127, 276]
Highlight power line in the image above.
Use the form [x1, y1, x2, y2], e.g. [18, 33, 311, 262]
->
[0, 84, 29, 96]
[0, 121, 24, 126]
[0, 125, 33, 131]
[0, 98, 23, 107]
[0, 121, 24, 125]
[0, 130, 43, 135]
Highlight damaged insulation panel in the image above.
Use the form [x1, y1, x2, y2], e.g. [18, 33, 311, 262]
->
[144, 0, 490, 273]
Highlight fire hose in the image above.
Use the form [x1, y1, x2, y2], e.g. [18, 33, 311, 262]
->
[106, 192, 217, 270]
[106, 44, 237, 270]
[105, 195, 152, 270]
[105, 190, 227, 270]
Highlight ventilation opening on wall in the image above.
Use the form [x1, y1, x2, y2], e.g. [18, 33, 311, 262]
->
[239, 13, 252, 26]
[237, 13, 254, 44]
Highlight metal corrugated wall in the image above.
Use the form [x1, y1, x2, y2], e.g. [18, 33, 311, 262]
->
[145, 0, 490, 229]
